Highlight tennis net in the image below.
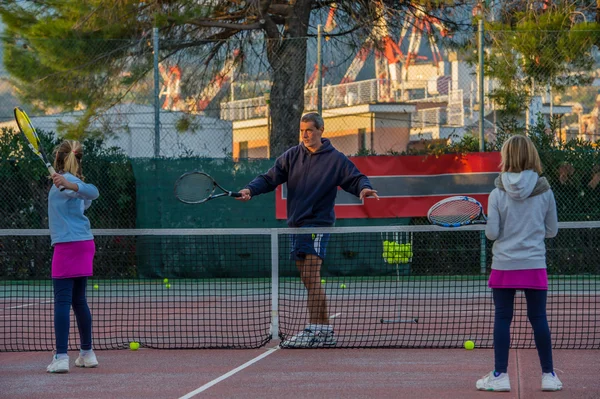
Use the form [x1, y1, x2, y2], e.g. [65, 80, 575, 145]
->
[1, 223, 598, 351]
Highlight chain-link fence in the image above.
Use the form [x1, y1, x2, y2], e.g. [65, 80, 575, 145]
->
[1, 28, 600, 229]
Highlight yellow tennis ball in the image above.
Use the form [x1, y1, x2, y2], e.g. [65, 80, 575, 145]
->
[163, 278, 169, 284]
[464, 340, 475, 350]
[130, 342, 140, 351]
[340, 283, 346, 289]
[165, 283, 171, 289]
[321, 279, 326, 284]
[93, 284, 99, 290]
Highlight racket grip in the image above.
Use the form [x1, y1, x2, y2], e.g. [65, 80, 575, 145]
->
[48, 167, 66, 191]
[229, 192, 242, 198]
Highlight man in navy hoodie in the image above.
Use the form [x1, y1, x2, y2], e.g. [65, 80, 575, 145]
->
[237, 112, 378, 348]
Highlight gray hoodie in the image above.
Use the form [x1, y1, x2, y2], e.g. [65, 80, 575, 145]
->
[486, 170, 558, 270]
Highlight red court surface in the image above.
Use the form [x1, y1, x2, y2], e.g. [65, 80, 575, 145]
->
[0, 345, 598, 399]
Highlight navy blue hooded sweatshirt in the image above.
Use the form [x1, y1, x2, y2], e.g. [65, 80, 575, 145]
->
[245, 138, 372, 227]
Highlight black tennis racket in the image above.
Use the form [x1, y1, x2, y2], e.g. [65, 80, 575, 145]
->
[14, 107, 65, 191]
[427, 196, 487, 227]
[174, 171, 242, 204]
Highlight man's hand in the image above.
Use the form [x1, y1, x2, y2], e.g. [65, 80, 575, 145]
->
[360, 188, 379, 200]
[236, 188, 252, 201]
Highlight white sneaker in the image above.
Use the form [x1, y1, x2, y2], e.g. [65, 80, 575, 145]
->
[542, 372, 563, 391]
[46, 355, 69, 373]
[281, 329, 338, 348]
[320, 330, 337, 346]
[75, 350, 98, 368]
[281, 329, 319, 348]
[476, 371, 511, 392]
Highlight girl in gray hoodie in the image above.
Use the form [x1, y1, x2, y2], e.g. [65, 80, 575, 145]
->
[476, 135, 562, 392]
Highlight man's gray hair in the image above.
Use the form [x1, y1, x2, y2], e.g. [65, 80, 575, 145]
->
[301, 112, 324, 130]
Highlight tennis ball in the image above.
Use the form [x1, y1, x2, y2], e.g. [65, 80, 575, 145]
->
[129, 342, 140, 351]
[464, 340, 475, 350]
[163, 278, 169, 284]
[165, 283, 171, 289]
[340, 283, 346, 289]
[321, 279, 326, 284]
[93, 284, 99, 290]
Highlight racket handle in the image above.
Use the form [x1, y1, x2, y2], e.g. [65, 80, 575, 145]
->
[229, 192, 242, 198]
[48, 166, 66, 191]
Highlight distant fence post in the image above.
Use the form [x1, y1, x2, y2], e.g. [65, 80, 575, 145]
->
[153, 27, 161, 158]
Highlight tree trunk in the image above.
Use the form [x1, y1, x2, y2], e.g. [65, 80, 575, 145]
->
[268, 39, 308, 157]
[266, 0, 311, 158]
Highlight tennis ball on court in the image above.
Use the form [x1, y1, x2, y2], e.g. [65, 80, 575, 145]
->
[93, 284, 99, 290]
[163, 278, 169, 284]
[165, 283, 171, 289]
[321, 279, 326, 284]
[129, 342, 140, 351]
[340, 283, 347, 289]
[464, 340, 475, 350]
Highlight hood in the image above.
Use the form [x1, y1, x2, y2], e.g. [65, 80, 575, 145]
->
[300, 138, 335, 155]
[495, 170, 550, 200]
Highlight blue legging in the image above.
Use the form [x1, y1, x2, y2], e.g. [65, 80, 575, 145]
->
[53, 277, 92, 354]
[493, 288, 553, 373]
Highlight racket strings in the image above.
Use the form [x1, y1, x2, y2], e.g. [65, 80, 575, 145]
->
[175, 174, 215, 203]
[429, 201, 482, 224]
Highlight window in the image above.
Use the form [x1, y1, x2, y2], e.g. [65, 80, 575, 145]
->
[239, 141, 248, 159]
[358, 128, 367, 151]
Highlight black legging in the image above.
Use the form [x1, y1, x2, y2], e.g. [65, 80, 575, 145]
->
[53, 277, 92, 354]
[493, 288, 554, 373]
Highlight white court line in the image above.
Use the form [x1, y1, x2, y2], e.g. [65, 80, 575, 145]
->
[178, 346, 279, 399]
[4, 300, 53, 310]
[329, 313, 342, 319]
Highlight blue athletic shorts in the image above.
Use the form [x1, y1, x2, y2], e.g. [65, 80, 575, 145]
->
[290, 229, 331, 261]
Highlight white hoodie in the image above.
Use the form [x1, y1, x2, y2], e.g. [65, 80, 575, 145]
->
[486, 170, 558, 270]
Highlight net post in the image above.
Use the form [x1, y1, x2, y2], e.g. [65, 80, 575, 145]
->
[270, 230, 280, 341]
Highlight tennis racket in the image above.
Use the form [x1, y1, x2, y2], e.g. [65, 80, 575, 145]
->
[174, 171, 242, 204]
[14, 107, 65, 191]
[427, 196, 487, 227]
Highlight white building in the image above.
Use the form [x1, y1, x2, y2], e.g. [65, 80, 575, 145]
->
[2, 103, 233, 158]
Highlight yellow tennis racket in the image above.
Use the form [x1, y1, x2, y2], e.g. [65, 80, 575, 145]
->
[14, 107, 64, 190]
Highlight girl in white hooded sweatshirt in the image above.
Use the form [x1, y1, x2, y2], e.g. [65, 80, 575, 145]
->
[476, 135, 562, 392]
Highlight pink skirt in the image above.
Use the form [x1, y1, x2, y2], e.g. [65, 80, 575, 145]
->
[52, 240, 95, 279]
[488, 268, 548, 290]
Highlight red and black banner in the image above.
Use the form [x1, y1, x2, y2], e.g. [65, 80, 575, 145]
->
[275, 152, 501, 218]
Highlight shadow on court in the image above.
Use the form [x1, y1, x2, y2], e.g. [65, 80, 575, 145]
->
[1, 344, 599, 399]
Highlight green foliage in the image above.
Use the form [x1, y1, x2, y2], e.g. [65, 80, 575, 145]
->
[0, 127, 136, 229]
[479, 6, 599, 115]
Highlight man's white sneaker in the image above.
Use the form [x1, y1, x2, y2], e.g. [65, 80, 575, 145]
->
[46, 355, 69, 373]
[320, 330, 337, 346]
[476, 371, 511, 392]
[281, 329, 319, 348]
[75, 350, 98, 368]
[542, 372, 563, 391]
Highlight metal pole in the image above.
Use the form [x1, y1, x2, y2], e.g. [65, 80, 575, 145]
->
[478, 17, 487, 275]
[153, 27, 160, 158]
[317, 24, 323, 115]
[478, 18, 485, 152]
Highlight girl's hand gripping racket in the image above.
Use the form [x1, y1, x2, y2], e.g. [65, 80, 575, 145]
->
[14, 107, 65, 191]
[174, 171, 242, 204]
[427, 196, 487, 227]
